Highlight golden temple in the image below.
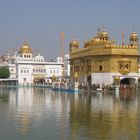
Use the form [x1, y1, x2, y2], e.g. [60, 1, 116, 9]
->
[69, 29, 139, 85]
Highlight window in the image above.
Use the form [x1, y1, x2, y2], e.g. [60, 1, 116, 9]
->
[99, 65, 103, 71]
[74, 66, 80, 72]
[125, 64, 129, 69]
[119, 62, 130, 70]
[120, 64, 123, 69]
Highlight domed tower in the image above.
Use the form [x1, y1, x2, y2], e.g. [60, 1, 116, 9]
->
[19, 41, 32, 58]
[99, 30, 109, 41]
[69, 38, 79, 53]
[129, 32, 139, 46]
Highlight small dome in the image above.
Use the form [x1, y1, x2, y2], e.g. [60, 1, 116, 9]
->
[100, 30, 109, 39]
[19, 42, 32, 54]
[129, 32, 139, 41]
[69, 38, 79, 48]
[93, 29, 109, 41]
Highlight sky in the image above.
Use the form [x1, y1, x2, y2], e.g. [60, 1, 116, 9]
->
[0, 0, 140, 59]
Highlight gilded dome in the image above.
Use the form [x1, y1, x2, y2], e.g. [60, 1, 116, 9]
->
[100, 30, 109, 39]
[19, 42, 32, 54]
[93, 29, 109, 41]
[69, 38, 79, 48]
[129, 32, 139, 41]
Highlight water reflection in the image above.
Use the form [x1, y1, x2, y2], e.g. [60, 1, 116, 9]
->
[69, 91, 138, 140]
[0, 87, 10, 103]
[119, 87, 137, 101]
[0, 87, 139, 140]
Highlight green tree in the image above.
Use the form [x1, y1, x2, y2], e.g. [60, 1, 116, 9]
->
[0, 67, 10, 78]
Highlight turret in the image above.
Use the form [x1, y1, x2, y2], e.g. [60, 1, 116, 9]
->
[69, 38, 79, 53]
[129, 32, 139, 46]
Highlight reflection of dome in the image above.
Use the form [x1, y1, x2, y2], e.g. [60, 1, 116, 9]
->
[129, 32, 139, 42]
[19, 42, 32, 53]
[69, 38, 79, 48]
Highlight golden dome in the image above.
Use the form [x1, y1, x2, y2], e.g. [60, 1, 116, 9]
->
[70, 38, 79, 48]
[93, 30, 109, 41]
[100, 30, 109, 39]
[129, 32, 138, 41]
[84, 40, 91, 47]
[19, 42, 32, 54]
[131, 32, 137, 37]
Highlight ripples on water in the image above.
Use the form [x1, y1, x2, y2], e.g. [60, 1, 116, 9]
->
[0, 87, 139, 140]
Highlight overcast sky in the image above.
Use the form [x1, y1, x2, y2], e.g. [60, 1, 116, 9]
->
[0, 0, 140, 59]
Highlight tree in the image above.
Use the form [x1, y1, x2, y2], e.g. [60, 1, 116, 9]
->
[0, 67, 10, 78]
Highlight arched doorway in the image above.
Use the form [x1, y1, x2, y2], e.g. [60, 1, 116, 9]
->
[34, 78, 45, 85]
[120, 78, 135, 85]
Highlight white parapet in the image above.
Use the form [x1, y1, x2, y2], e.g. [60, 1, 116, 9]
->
[91, 72, 138, 85]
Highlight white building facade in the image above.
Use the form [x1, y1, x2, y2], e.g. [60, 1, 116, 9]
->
[3, 42, 65, 86]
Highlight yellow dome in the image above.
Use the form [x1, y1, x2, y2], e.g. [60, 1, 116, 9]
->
[131, 32, 137, 37]
[100, 30, 109, 38]
[130, 32, 138, 41]
[94, 30, 109, 41]
[129, 32, 139, 43]
[19, 42, 32, 53]
[70, 38, 79, 48]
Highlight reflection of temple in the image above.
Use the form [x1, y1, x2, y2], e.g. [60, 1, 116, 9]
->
[69, 29, 139, 85]
[8, 88, 34, 134]
[119, 86, 137, 100]
[9, 88, 70, 136]
[69, 93, 138, 139]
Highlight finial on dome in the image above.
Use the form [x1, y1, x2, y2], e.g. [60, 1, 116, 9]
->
[23, 38, 29, 46]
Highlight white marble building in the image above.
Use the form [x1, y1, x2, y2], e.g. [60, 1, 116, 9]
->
[1, 42, 67, 86]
